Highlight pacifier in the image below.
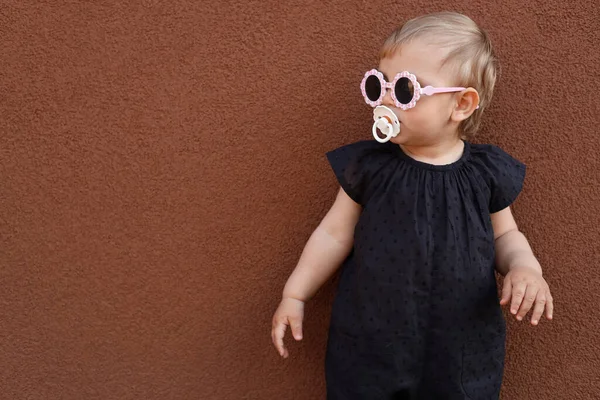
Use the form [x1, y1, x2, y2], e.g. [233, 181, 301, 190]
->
[372, 105, 400, 143]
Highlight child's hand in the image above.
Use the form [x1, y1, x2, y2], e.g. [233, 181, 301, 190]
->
[500, 266, 554, 325]
[271, 297, 305, 358]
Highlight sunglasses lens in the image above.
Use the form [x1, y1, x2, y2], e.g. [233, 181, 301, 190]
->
[395, 77, 414, 104]
[364, 75, 382, 102]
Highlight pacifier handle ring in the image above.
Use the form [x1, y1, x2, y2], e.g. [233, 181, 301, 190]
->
[372, 119, 392, 143]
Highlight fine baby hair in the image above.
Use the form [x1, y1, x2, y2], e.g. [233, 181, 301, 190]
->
[367, 12, 497, 142]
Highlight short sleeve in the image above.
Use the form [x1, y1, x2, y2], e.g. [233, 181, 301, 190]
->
[325, 140, 394, 206]
[470, 144, 527, 213]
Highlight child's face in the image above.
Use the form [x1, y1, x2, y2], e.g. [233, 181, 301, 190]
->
[377, 40, 462, 145]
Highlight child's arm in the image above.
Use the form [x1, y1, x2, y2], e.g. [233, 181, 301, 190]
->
[492, 206, 542, 276]
[272, 187, 361, 358]
[491, 206, 554, 325]
[282, 187, 362, 302]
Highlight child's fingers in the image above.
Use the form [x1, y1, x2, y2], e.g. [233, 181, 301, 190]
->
[500, 276, 512, 305]
[289, 316, 303, 341]
[509, 282, 527, 316]
[272, 318, 289, 357]
[545, 291, 554, 320]
[516, 284, 539, 321]
[529, 293, 547, 325]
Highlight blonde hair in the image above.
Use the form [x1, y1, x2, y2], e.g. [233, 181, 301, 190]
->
[379, 12, 497, 139]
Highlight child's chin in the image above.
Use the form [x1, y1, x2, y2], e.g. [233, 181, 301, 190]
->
[389, 134, 407, 145]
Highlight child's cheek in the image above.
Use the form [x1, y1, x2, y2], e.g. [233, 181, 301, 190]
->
[410, 109, 440, 131]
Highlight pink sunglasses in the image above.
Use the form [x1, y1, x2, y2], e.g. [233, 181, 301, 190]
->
[361, 69, 479, 110]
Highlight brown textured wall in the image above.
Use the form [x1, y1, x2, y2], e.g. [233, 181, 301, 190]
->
[0, 1, 598, 399]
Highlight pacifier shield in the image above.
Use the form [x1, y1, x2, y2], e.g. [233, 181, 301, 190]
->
[372, 105, 400, 143]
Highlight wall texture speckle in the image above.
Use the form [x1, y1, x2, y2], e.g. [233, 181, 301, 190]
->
[0, 1, 598, 399]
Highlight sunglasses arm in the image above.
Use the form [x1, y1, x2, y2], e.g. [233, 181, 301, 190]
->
[420, 86, 480, 109]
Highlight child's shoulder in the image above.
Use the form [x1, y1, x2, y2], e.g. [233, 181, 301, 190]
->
[327, 139, 386, 151]
[468, 142, 527, 212]
[326, 139, 397, 160]
[468, 141, 525, 168]
[469, 141, 510, 155]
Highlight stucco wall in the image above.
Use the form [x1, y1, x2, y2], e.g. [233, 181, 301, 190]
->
[0, 1, 598, 398]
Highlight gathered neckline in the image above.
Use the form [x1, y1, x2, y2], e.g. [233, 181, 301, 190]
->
[391, 140, 471, 171]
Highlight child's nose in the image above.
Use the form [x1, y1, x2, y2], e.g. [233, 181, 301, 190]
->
[382, 88, 395, 107]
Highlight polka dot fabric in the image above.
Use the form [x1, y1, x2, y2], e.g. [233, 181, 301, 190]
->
[324, 140, 526, 399]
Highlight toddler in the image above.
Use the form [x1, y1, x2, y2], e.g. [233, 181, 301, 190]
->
[271, 11, 553, 399]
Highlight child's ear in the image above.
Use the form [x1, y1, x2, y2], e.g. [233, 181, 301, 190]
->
[451, 88, 479, 122]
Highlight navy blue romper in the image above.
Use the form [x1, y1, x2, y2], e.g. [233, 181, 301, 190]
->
[324, 139, 526, 400]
